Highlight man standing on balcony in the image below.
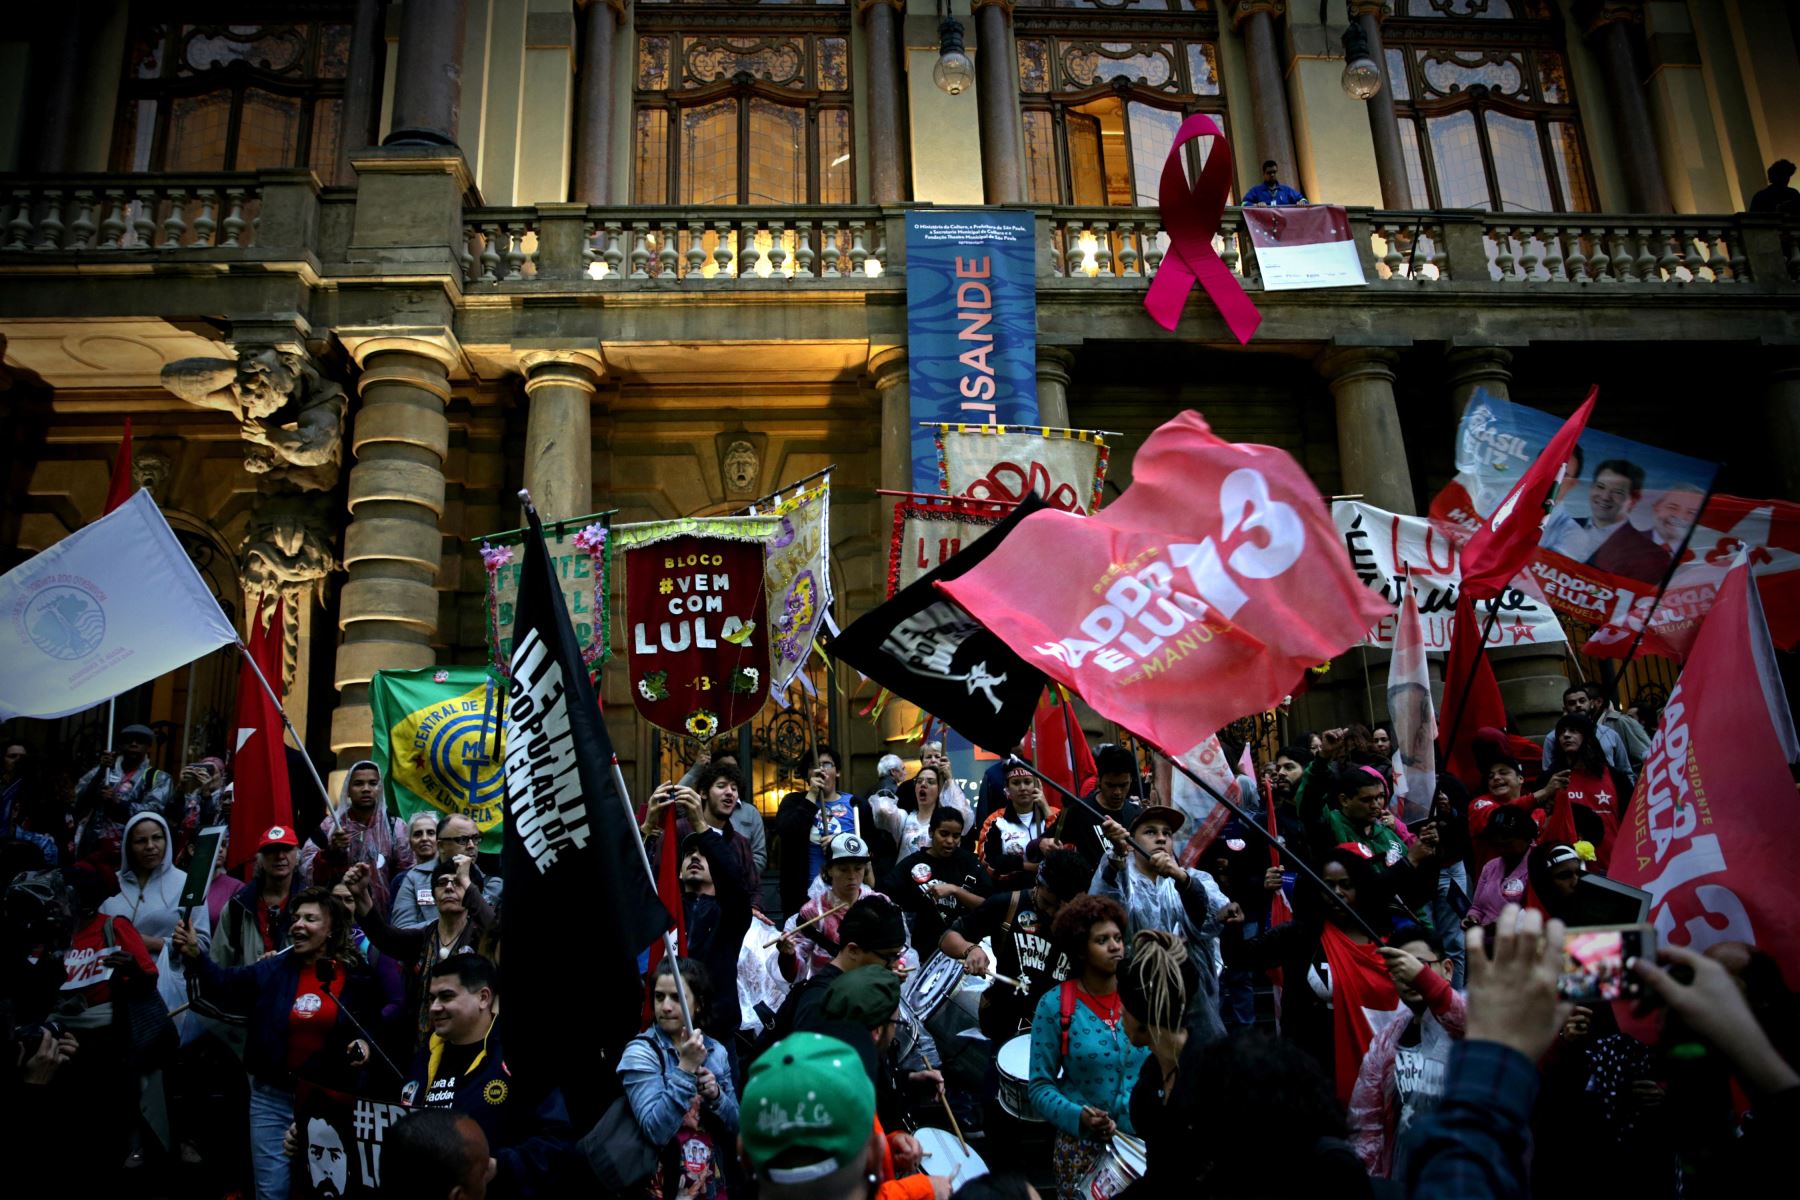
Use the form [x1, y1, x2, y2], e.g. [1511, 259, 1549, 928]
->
[1243, 160, 1308, 207]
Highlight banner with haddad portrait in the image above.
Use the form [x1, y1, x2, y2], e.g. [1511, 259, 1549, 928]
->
[620, 517, 779, 739]
[763, 478, 833, 693]
[933, 424, 1109, 514]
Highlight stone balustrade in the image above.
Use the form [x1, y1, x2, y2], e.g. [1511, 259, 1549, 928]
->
[1, 174, 264, 251]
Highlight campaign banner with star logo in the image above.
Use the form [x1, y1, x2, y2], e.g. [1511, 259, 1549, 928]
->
[618, 517, 779, 739]
[1334, 500, 1566, 650]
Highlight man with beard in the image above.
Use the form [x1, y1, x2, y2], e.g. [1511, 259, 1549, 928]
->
[882, 808, 990, 962]
[677, 830, 756, 1037]
[400, 954, 585, 1198]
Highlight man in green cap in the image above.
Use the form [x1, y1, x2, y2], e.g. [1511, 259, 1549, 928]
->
[818, 967, 949, 1182]
[741, 1032, 878, 1196]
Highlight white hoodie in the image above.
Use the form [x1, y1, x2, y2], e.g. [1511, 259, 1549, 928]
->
[101, 810, 211, 947]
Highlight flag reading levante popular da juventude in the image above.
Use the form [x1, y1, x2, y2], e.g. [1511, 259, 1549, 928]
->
[501, 498, 670, 1123]
[937, 411, 1390, 757]
[1612, 560, 1800, 966]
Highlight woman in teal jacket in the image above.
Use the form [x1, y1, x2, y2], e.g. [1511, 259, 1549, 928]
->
[1028, 893, 1148, 1200]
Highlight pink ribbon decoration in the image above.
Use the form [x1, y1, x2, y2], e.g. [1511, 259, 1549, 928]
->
[1142, 112, 1262, 344]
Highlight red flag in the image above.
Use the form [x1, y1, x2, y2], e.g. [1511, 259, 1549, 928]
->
[641, 802, 688, 1024]
[1438, 593, 1509, 790]
[937, 411, 1389, 757]
[1030, 686, 1097, 799]
[1612, 562, 1800, 971]
[1320, 921, 1402, 1105]
[227, 597, 294, 870]
[1262, 775, 1292, 929]
[103, 417, 134, 515]
[1458, 388, 1596, 601]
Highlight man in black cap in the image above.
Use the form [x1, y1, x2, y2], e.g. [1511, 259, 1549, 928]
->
[678, 827, 756, 1037]
[940, 847, 1090, 1039]
[1051, 743, 1144, 868]
[73, 723, 172, 863]
[769, 895, 907, 1040]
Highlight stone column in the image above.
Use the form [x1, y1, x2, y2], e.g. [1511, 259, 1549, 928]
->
[385, 0, 472, 148]
[1444, 346, 1513, 419]
[1318, 347, 1413, 516]
[862, 0, 906, 204]
[973, 0, 1025, 204]
[519, 351, 602, 522]
[1579, 1, 1672, 213]
[334, 0, 385, 184]
[329, 332, 459, 764]
[572, 0, 625, 204]
[1036, 346, 1075, 428]
[1350, 2, 1412, 208]
[1763, 363, 1800, 504]
[1231, 1, 1299, 186]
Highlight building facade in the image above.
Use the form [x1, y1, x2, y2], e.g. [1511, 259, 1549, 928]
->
[2, 0, 1797, 807]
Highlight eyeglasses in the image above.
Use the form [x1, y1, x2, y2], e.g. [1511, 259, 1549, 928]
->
[442, 834, 481, 846]
[872, 947, 904, 966]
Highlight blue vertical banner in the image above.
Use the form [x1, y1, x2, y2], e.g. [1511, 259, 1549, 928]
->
[904, 210, 1039, 491]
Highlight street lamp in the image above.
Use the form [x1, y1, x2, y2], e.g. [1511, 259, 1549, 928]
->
[1340, 9, 1383, 100]
[933, 6, 974, 96]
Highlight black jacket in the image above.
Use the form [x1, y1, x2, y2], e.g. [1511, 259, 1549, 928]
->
[681, 828, 756, 1036]
[773, 790, 876, 920]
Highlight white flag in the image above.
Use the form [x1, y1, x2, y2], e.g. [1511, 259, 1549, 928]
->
[0, 489, 237, 720]
[1386, 582, 1438, 825]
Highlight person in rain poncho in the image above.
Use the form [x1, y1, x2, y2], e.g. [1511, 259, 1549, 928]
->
[301, 759, 413, 910]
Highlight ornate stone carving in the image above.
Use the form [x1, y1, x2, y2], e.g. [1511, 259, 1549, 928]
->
[240, 493, 339, 690]
[722, 438, 761, 498]
[161, 346, 348, 492]
[131, 451, 172, 500]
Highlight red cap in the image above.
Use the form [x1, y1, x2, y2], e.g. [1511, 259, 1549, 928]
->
[1335, 841, 1375, 860]
[259, 825, 299, 850]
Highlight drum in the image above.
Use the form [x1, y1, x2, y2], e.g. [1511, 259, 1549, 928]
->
[995, 1034, 1040, 1122]
[1076, 1133, 1147, 1200]
[913, 1127, 988, 1187]
[902, 951, 967, 1024]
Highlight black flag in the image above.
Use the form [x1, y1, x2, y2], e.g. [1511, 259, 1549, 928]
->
[501, 499, 669, 1124]
[830, 495, 1049, 754]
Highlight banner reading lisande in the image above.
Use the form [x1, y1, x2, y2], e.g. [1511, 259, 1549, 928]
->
[370, 666, 505, 853]
[0, 489, 238, 720]
[905, 210, 1039, 491]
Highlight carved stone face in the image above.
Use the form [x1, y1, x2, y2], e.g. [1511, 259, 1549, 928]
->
[723, 440, 758, 495]
[131, 452, 171, 499]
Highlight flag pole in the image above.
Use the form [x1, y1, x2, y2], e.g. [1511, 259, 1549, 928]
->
[233, 636, 334, 827]
[1438, 599, 1506, 771]
[1615, 481, 1719, 668]
[609, 753, 693, 1034]
[1006, 756, 1155, 867]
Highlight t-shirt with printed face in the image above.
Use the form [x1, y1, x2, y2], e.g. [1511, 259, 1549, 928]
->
[948, 888, 1071, 996]
[885, 846, 991, 959]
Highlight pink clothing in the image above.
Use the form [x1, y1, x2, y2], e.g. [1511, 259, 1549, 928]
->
[1465, 853, 1530, 927]
[1348, 968, 1467, 1178]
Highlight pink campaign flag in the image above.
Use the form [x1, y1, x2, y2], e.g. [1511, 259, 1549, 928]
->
[1385, 581, 1437, 824]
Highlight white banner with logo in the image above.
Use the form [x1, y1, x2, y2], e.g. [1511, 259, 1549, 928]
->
[933, 424, 1109, 515]
[1332, 499, 1567, 650]
[0, 489, 237, 720]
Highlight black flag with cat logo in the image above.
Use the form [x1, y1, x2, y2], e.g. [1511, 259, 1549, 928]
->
[501, 499, 669, 1124]
[830, 494, 1049, 754]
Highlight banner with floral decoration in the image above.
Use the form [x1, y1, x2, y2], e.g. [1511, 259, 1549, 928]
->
[886, 492, 1017, 598]
[760, 477, 833, 693]
[621, 522, 777, 739]
[932, 423, 1110, 514]
[478, 512, 613, 680]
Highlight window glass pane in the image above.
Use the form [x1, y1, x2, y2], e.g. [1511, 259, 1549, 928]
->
[1185, 43, 1220, 95]
[236, 89, 302, 170]
[1019, 39, 1050, 92]
[1426, 110, 1488, 209]
[309, 98, 342, 179]
[1072, 97, 1132, 205]
[1398, 119, 1429, 208]
[1536, 49, 1569, 103]
[1067, 112, 1105, 206]
[639, 37, 671, 90]
[317, 24, 352, 79]
[123, 99, 159, 171]
[1385, 48, 1409, 101]
[164, 92, 233, 170]
[1486, 112, 1551, 212]
[635, 108, 669, 204]
[133, 27, 169, 78]
[819, 108, 852, 203]
[1023, 110, 1060, 202]
[1421, 51, 1523, 98]
[681, 99, 739, 205]
[1128, 103, 1180, 206]
[1063, 43, 1175, 91]
[1548, 121, 1593, 212]
[686, 37, 806, 89]
[818, 38, 849, 91]
[184, 26, 307, 74]
[747, 100, 804, 203]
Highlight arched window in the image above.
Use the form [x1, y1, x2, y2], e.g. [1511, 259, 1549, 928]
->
[633, 6, 853, 205]
[113, 14, 355, 174]
[1016, 2, 1229, 205]
[1384, 0, 1594, 212]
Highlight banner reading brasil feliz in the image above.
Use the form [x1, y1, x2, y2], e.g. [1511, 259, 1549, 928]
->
[905, 210, 1038, 490]
[620, 516, 778, 739]
[369, 666, 505, 853]
[479, 514, 612, 678]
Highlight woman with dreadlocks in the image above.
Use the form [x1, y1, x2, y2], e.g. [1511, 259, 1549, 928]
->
[1115, 929, 1209, 1197]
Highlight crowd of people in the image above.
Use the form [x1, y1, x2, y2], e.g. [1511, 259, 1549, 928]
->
[3, 692, 1796, 1200]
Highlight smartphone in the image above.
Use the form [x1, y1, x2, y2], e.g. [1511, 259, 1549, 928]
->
[1557, 924, 1655, 1003]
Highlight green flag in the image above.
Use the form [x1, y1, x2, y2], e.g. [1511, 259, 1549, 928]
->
[369, 666, 506, 853]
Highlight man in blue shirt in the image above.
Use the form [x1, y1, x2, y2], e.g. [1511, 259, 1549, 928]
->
[1243, 159, 1308, 207]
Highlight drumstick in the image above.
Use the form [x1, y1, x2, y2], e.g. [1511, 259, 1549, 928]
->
[985, 969, 1029, 994]
[762, 901, 849, 949]
[917, 1047, 968, 1156]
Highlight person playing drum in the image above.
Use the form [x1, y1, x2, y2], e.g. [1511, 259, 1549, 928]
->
[938, 850, 1090, 1041]
[1027, 895, 1148, 1200]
